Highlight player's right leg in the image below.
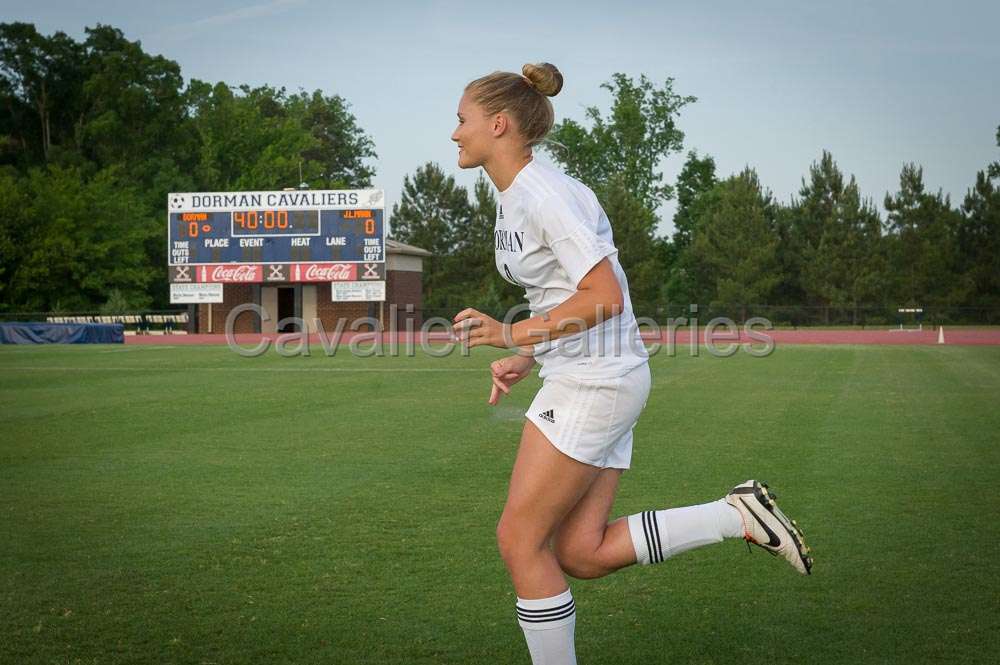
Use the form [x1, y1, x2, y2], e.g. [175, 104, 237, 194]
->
[552, 475, 743, 576]
[724, 480, 814, 574]
[553, 478, 813, 577]
[551, 468, 635, 579]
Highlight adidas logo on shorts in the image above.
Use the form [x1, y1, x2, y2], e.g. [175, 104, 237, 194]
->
[538, 409, 555, 423]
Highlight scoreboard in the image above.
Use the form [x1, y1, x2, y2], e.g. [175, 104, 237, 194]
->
[167, 189, 385, 285]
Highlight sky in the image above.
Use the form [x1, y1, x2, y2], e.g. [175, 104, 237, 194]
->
[3, 0, 998, 237]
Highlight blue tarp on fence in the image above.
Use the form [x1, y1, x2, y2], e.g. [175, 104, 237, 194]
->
[0, 322, 124, 344]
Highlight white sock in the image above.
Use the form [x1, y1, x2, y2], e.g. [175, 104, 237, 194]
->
[627, 499, 743, 564]
[516, 587, 577, 665]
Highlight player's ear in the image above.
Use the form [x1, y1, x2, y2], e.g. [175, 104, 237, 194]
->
[492, 113, 508, 137]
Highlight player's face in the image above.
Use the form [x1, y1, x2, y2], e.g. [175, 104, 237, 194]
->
[451, 92, 491, 169]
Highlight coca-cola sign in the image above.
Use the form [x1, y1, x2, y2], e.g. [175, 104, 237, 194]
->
[294, 262, 358, 282]
[192, 262, 376, 283]
[197, 264, 262, 283]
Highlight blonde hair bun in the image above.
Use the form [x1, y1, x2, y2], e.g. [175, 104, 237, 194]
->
[522, 63, 563, 97]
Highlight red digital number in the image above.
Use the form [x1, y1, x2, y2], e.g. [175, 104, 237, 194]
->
[264, 210, 275, 229]
[365, 219, 375, 235]
[247, 210, 258, 229]
[187, 221, 198, 238]
[234, 211, 245, 228]
[278, 210, 288, 228]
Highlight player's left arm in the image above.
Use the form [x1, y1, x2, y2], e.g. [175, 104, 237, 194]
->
[453, 193, 621, 349]
[452, 259, 623, 349]
[511, 259, 623, 346]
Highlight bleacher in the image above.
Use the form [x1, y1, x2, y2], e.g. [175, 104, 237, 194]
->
[43, 313, 190, 335]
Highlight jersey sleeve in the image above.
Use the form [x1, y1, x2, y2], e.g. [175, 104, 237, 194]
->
[535, 194, 617, 288]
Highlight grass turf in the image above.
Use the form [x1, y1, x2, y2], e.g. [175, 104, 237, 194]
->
[1, 342, 998, 664]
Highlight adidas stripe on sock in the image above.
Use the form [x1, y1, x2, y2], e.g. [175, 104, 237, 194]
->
[627, 499, 743, 565]
[516, 588, 577, 665]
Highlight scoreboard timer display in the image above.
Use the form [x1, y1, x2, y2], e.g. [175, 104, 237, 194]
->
[167, 189, 385, 273]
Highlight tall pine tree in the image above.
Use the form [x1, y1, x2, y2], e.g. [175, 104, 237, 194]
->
[958, 125, 1000, 312]
[665, 150, 717, 307]
[884, 164, 970, 313]
[687, 168, 782, 321]
[794, 151, 886, 323]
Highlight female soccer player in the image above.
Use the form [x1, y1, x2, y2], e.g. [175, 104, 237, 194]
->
[450, 62, 812, 665]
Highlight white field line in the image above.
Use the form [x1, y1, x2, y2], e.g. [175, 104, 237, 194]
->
[98, 346, 180, 352]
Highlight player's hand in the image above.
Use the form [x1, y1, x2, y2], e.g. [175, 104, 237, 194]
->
[452, 308, 509, 349]
[487, 353, 535, 405]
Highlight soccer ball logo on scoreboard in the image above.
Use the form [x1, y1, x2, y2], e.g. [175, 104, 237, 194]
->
[166, 189, 386, 284]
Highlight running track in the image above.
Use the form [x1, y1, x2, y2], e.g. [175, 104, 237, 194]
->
[125, 328, 1000, 346]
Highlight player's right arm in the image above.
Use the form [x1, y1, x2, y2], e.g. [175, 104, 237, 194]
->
[488, 350, 536, 405]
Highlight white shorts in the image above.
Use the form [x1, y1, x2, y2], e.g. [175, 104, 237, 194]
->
[525, 362, 651, 470]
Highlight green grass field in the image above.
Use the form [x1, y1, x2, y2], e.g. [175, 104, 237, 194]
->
[2, 342, 999, 664]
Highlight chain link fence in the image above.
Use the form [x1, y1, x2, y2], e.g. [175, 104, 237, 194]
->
[0, 310, 193, 334]
[422, 301, 1000, 328]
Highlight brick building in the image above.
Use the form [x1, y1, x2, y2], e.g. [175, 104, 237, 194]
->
[194, 238, 431, 334]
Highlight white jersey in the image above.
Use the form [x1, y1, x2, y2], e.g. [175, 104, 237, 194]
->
[494, 159, 649, 379]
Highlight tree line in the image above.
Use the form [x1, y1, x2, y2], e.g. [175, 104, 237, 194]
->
[2, 23, 997, 324]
